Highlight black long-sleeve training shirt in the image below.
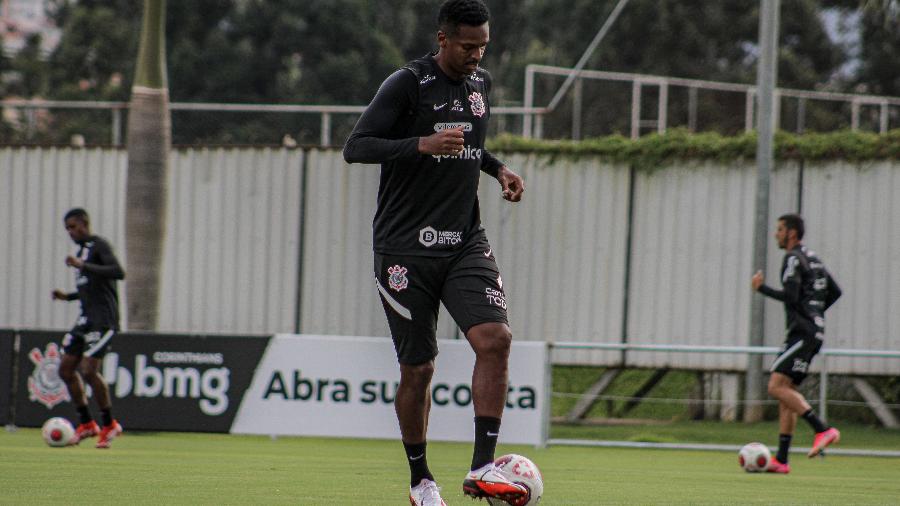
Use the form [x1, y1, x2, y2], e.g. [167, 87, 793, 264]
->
[343, 53, 504, 257]
[67, 235, 125, 330]
[758, 245, 841, 337]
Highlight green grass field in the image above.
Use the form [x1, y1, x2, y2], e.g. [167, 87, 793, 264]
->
[2, 425, 900, 505]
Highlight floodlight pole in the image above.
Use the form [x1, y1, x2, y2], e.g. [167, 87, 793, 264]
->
[545, 0, 630, 112]
[523, 0, 630, 137]
[745, 0, 780, 423]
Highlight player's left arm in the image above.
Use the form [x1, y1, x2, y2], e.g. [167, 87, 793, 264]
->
[824, 271, 842, 310]
[82, 239, 126, 280]
[494, 161, 524, 202]
[481, 71, 523, 203]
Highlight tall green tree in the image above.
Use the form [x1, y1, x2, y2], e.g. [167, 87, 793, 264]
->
[16, 0, 890, 143]
[125, 0, 170, 330]
[855, 1, 900, 95]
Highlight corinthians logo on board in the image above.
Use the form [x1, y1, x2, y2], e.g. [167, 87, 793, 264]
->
[28, 342, 70, 409]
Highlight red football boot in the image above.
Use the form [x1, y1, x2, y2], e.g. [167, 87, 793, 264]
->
[808, 427, 840, 458]
[95, 420, 123, 449]
[70, 420, 100, 445]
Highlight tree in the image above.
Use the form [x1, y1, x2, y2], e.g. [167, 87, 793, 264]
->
[13, 0, 887, 143]
[125, 0, 170, 330]
[855, 2, 900, 96]
[497, 0, 848, 136]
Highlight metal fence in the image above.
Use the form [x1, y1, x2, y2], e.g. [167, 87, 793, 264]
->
[550, 341, 900, 424]
[523, 64, 900, 139]
[3, 66, 897, 144]
[3, 146, 898, 376]
[0, 98, 546, 146]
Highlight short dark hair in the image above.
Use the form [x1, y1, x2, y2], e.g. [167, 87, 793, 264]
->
[438, 0, 490, 35]
[64, 208, 89, 224]
[778, 213, 804, 240]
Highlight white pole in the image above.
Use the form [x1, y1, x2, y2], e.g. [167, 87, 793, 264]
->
[523, 65, 535, 138]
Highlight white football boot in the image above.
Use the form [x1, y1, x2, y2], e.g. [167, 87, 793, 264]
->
[409, 478, 447, 506]
[462, 463, 528, 505]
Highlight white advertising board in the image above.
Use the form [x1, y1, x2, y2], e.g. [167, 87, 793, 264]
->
[231, 334, 549, 445]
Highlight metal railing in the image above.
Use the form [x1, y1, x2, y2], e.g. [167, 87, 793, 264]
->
[3, 65, 898, 144]
[549, 341, 900, 423]
[0, 98, 548, 146]
[524, 64, 900, 139]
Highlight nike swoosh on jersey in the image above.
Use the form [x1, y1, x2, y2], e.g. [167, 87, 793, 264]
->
[433, 102, 447, 110]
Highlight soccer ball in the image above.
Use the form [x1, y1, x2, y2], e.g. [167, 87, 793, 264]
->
[42, 417, 75, 447]
[486, 454, 543, 505]
[738, 442, 771, 472]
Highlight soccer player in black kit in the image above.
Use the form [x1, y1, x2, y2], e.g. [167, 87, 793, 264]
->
[752, 214, 842, 473]
[343, 1, 527, 504]
[51, 208, 125, 448]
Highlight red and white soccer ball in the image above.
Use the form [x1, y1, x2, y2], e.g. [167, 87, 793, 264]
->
[41, 417, 75, 447]
[738, 442, 771, 472]
[487, 454, 543, 505]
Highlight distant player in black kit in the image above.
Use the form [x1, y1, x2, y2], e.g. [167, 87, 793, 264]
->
[752, 213, 842, 473]
[51, 208, 125, 448]
[343, 1, 526, 504]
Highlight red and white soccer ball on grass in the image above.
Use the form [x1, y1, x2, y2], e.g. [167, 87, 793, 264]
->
[738, 442, 771, 472]
[42, 417, 75, 447]
[487, 454, 544, 505]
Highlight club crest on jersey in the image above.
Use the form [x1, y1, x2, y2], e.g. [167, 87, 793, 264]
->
[387, 265, 409, 292]
[27, 342, 70, 409]
[468, 92, 486, 117]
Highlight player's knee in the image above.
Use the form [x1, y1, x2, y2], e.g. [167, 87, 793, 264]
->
[82, 369, 103, 384]
[767, 381, 784, 398]
[402, 361, 435, 385]
[471, 326, 512, 359]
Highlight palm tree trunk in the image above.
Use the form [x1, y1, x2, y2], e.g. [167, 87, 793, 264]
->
[125, 0, 169, 330]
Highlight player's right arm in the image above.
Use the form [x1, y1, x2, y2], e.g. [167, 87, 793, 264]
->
[752, 255, 800, 303]
[343, 70, 464, 163]
[51, 289, 78, 301]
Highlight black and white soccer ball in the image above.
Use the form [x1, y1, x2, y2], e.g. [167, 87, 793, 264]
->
[42, 417, 75, 447]
[486, 453, 543, 505]
[738, 442, 771, 472]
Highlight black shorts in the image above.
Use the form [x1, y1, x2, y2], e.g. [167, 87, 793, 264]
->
[769, 331, 822, 385]
[374, 231, 508, 365]
[62, 320, 115, 359]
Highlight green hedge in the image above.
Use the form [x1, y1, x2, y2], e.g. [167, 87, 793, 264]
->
[487, 128, 900, 170]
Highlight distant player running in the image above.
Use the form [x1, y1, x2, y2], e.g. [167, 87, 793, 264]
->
[751, 213, 842, 473]
[51, 208, 125, 448]
[343, 1, 527, 504]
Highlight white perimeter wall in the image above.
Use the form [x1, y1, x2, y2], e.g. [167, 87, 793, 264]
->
[1, 147, 896, 374]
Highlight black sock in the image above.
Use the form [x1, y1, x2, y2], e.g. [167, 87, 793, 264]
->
[100, 408, 113, 427]
[802, 409, 829, 433]
[776, 434, 792, 463]
[76, 405, 92, 425]
[404, 441, 434, 488]
[471, 416, 501, 471]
